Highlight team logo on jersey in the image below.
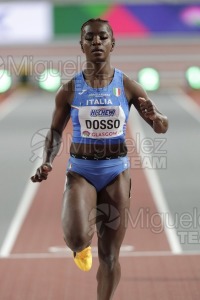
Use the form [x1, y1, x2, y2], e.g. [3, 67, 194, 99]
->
[90, 108, 116, 117]
[113, 88, 121, 97]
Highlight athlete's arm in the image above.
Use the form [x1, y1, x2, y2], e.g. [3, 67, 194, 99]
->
[123, 75, 168, 134]
[31, 81, 74, 182]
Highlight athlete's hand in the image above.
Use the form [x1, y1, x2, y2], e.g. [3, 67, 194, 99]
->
[138, 97, 158, 121]
[30, 163, 52, 183]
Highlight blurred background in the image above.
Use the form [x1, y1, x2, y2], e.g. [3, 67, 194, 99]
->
[0, 0, 200, 90]
[0, 0, 200, 256]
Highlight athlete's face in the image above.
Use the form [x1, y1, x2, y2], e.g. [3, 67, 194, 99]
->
[80, 22, 115, 63]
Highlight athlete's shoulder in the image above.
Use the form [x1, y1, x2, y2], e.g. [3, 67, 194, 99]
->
[121, 73, 147, 103]
[113, 68, 123, 78]
[115, 69, 136, 87]
[55, 78, 75, 107]
[60, 71, 82, 93]
[123, 73, 145, 93]
[62, 78, 74, 93]
[122, 72, 135, 85]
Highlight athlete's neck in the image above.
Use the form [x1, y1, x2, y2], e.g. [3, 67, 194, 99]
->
[83, 62, 114, 80]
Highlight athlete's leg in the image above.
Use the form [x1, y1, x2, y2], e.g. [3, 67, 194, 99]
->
[62, 171, 97, 252]
[96, 169, 131, 300]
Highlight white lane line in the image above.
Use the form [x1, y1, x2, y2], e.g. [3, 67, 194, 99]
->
[0, 154, 42, 258]
[173, 89, 200, 124]
[128, 108, 182, 254]
[48, 245, 135, 254]
[0, 89, 28, 121]
[1, 250, 200, 260]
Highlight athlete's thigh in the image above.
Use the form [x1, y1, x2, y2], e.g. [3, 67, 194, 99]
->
[62, 171, 97, 235]
[96, 169, 131, 253]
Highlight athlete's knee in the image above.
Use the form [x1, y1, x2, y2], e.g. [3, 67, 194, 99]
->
[62, 219, 92, 251]
[63, 231, 91, 252]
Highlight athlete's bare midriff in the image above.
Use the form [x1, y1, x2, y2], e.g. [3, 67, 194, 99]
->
[70, 142, 127, 158]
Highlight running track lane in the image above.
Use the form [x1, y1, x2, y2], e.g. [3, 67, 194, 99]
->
[0, 119, 180, 300]
[0, 89, 14, 104]
[1, 99, 200, 299]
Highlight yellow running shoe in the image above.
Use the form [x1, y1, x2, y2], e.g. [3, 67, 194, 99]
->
[73, 246, 92, 272]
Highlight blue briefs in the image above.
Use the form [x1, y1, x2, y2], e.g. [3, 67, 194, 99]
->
[66, 156, 130, 192]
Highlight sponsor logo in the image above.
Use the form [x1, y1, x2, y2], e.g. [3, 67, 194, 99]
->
[78, 90, 87, 95]
[82, 130, 90, 137]
[90, 108, 116, 117]
[91, 131, 118, 137]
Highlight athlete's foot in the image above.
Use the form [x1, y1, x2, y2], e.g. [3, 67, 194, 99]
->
[73, 246, 92, 271]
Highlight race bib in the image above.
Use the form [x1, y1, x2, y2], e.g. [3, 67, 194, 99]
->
[78, 106, 126, 139]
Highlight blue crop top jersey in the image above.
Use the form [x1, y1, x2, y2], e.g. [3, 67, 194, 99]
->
[70, 68, 130, 145]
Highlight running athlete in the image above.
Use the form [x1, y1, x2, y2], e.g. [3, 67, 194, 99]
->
[31, 18, 168, 300]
